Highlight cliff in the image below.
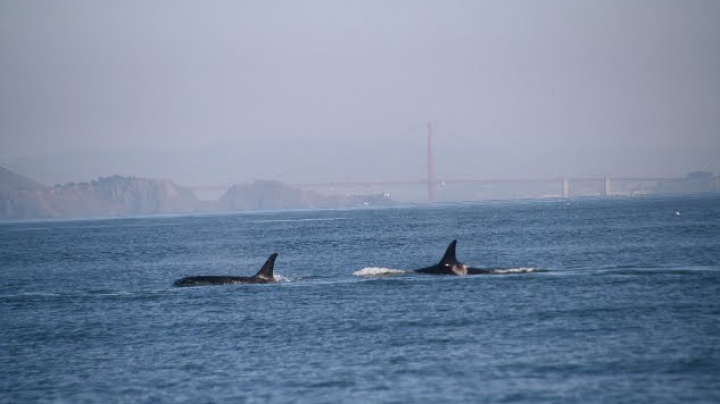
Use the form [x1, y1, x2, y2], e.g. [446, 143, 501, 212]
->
[1, 170, 200, 219]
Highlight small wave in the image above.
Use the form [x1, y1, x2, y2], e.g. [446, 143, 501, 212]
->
[0, 290, 141, 300]
[490, 267, 544, 274]
[353, 267, 408, 277]
[249, 218, 348, 223]
[3, 227, 52, 232]
[0, 292, 61, 299]
[597, 266, 719, 276]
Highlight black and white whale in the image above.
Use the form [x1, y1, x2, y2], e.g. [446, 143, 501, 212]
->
[414, 240, 493, 275]
[174, 253, 279, 287]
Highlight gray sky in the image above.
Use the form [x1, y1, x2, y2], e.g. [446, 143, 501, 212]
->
[1, 0, 719, 186]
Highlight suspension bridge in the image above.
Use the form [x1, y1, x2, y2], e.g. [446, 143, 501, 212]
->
[185, 124, 718, 201]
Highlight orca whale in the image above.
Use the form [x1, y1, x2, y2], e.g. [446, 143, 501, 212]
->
[414, 240, 492, 275]
[173, 253, 279, 287]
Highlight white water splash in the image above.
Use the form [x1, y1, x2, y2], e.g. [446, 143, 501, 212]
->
[490, 267, 542, 274]
[273, 275, 292, 282]
[353, 267, 408, 277]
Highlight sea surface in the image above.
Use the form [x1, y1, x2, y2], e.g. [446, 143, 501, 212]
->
[2, 195, 720, 403]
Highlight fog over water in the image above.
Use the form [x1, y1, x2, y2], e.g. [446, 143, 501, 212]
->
[1, 1, 719, 186]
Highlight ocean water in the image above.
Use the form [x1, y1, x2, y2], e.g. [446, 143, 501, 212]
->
[1, 195, 719, 403]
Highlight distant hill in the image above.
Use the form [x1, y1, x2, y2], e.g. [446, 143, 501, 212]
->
[0, 167, 393, 220]
[0, 169, 201, 219]
[0, 166, 47, 192]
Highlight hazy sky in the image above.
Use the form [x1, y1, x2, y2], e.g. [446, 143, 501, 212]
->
[1, 1, 719, 186]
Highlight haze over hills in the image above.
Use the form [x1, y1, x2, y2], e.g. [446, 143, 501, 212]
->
[3, 2, 719, 190]
[0, 167, 391, 220]
[0, 166, 46, 192]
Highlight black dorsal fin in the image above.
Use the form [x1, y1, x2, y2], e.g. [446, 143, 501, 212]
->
[439, 240, 458, 265]
[254, 253, 278, 279]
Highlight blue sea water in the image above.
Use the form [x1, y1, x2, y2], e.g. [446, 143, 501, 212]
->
[1, 195, 720, 403]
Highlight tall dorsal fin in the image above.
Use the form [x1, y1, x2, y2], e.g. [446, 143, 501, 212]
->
[439, 240, 458, 265]
[253, 253, 278, 279]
